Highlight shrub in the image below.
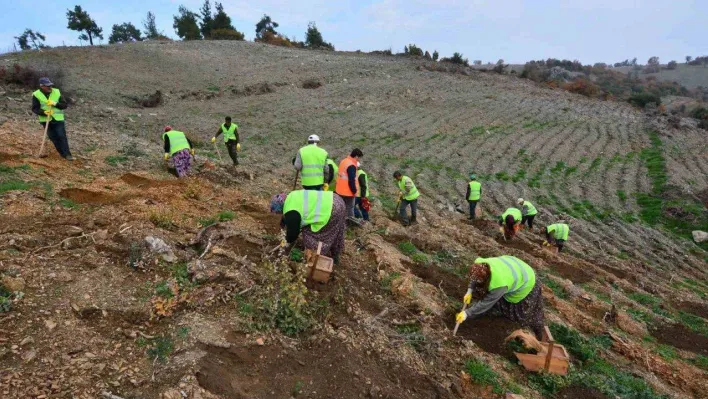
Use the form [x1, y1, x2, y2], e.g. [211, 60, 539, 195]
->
[563, 78, 600, 97]
[404, 44, 423, 57]
[441, 52, 469, 66]
[304, 22, 333, 50]
[0, 63, 65, 89]
[210, 28, 244, 40]
[667, 60, 678, 70]
[628, 92, 661, 108]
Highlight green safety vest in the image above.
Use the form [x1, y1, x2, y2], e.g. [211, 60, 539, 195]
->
[502, 208, 522, 223]
[283, 190, 334, 233]
[326, 159, 338, 190]
[357, 170, 369, 198]
[522, 201, 538, 216]
[398, 176, 420, 201]
[299, 145, 328, 186]
[33, 89, 65, 122]
[162, 130, 190, 156]
[220, 123, 238, 142]
[468, 181, 481, 201]
[547, 224, 569, 241]
[478, 256, 536, 304]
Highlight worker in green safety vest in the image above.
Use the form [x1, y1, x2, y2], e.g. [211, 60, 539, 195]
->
[354, 163, 370, 221]
[498, 207, 522, 239]
[293, 134, 329, 190]
[394, 171, 420, 226]
[456, 256, 545, 339]
[31, 77, 73, 160]
[211, 116, 241, 166]
[162, 126, 195, 178]
[466, 174, 482, 220]
[272, 189, 346, 264]
[325, 158, 338, 192]
[544, 222, 569, 252]
[517, 198, 538, 231]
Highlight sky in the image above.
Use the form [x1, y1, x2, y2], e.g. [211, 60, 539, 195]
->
[1, 0, 706, 64]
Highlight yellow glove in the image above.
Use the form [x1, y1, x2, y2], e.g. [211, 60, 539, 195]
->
[323, 183, 329, 191]
[190, 149, 195, 156]
[279, 239, 290, 248]
[236, 143, 241, 151]
[44, 109, 54, 116]
[46, 100, 55, 107]
[398, 192, 403, 200]
[542, 240, 550, 247]
[211, 137, 216, 143]
[463, 289, 472, 305]
[456, 311, 468, 324]
[163, 153, 169, 161]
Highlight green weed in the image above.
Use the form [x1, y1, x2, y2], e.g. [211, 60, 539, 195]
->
[495, 171, 510, 181]
[0, 180, 31, 194]
[464, 359, 504, 394]
[677, 311, 708, 336]
[198, 217, 217, 227]
[616, 190, 627, 202]
[155, 281, 174, 299]
[689, 354, 708, 371]
[468, 126, 485, 135]
[411, 252, 429, 264]
[292, 380, 304, 396]
[550, 161, 567, 174]
[543, 277, 568, 299]
[381, 272, 401, 292]
[150, 211, 175, 229]
[398, 241, 418, 256]
[289, 248, 304, 262]
[207, 85, 220, 92]
[217, 210, 235, 221]
[105, 155, 129, 166]
[145, 335, 174, 362]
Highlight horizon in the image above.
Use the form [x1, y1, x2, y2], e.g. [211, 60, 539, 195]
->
[1, 0, 707, 65]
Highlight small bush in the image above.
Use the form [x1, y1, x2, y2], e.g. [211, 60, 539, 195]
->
[398, 241, 418, 256]
[404, 44, 424, 57]
[210, 28, 244, 40]
[666, 60, 678, 70]
[198, 216, 217, 227]
[628, 92, 661, 108]
[441, 52, 469, 66]
[145, 335, 174, 362]
[563, 78, 600, 97]
[0, 63, 65, 89]
[217, 210, 235, 221]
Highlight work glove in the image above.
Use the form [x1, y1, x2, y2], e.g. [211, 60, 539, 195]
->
[542, 240, 550, 247]
[211, 137, 216, 143]
[236, 143, 241, 151]
[463, 288, 473, 305]
[163, 153, 169, 161]
[456, 311, 468, 324]
[323, 183, 329, 191]
[190, 149, 195, 156]
[44, 109, 54, 116]
[398, 192, 403, 200]
[279, 239, 291, 248]
[46, 100, 55, 107]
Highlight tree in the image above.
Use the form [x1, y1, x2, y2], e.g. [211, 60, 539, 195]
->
[199, 0, 214, 38]
[212, 3, 235, 30]
[255, 15, 278, 40]
[474, 60, 482, 66]
[404, 44, 423, 56]
[645, 56, 660, 73]
[647, 56, 660, 66]
[493, 59, 508, 74]
[143, 11, 160, 39]
[304, 22, 333, 50]
[686, 56, 692, 64]
[667, 60, 678, 70]
[66, 5, 103, 45]
[432, 50, 439, 61]
[15, 29, 47, 50]
[109, 23, 142, 44]
[173, 5, 201, 40]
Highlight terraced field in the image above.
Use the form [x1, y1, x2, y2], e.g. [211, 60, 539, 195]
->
[0, 41, 706, 398]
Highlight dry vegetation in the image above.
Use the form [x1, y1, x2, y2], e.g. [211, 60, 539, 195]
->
[0, 41, 706, 399]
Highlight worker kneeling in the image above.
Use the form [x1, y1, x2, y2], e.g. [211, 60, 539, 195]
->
[544, 222, 569, 252]
[270, 190, 346, 265]
[498, 207, 522, 239]
[456, 256, 544, 339]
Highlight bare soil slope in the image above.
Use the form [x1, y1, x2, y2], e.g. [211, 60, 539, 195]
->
[0, 41, 706, 399]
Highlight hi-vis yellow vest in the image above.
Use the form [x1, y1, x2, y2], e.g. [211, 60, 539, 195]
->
[547, 224, 569, 240]
[33, 89, 64, 122]
[522, 201, 537, 216]
[468, 181, 481, 201]
[398, 176, 419, 201]
[502, 208, 522, 223]
[299, 145, 328, 186]
[477, 256, 536, 303]
[283, 190, 334, 233]
[162, 130, 190, 156]
[220, 123, 238, 142]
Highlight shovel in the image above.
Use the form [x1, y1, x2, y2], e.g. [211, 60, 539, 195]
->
[453, 302, 468, 336]
[36, 105, 53, 158]
[292, 170, 300, 190]
[212, 140, 223, 162]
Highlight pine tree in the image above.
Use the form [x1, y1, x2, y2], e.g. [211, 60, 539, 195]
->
[66, 5, 103, 45]
[173, 5, 201, 40]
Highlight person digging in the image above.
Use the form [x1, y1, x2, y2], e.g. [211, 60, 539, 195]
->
[544, 222, 569, 252]
[394, 171, 420, 226]
[162, 126, 195, 178]
[456, 255, 545, 339]
[498, 207, 522, 239]
[466, 174, 481, 220]
[31, 77, 73, 160]
[211, 116, 240, 166]
[517, 198, 538, 231]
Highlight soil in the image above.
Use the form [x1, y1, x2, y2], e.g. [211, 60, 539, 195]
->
[448, 312, 521, 357]
[674, 301, 708, 319]
[120, 172, 178, 188]
[554, 385, 610, 399]
[58, 188, 124, 205]
[650, 323, 708, 355]
[405, 260, 466, 296]
[546, 260, 594, 284]
[196, 336, 451, 399]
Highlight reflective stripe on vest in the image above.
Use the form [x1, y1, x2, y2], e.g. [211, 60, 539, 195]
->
[299, 145, 328, 186]
[523, 201, 537, 216]
[220, 123, 238, 142]
[336, 157, 359, 196]
[468, 181, 481, 201]
[502, 208, 522, 222]
[283, 190, 334, 233]
[162, 130, 190, 156]
[484, 256, 536, 303]
[398, 176, 420, 201]
[357, 170, 369, 198]
[548, 224, 569, 241]
[33, 89, 65, 122]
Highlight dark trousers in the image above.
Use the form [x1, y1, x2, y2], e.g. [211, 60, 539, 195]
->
[354, 197, 369, 221]
[399, 198, 418, 225]
[521, 214, 535, 228]
[42, 121, 71, 158]
[225, 139, 239, 165]
[468, 200, 478, 219]
[303, 185, 323, 191]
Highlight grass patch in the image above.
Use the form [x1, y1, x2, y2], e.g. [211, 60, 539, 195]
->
[381, 271, 401, 292]
[198, 216, 217, 227]
[677, 311, 708, 336]
[105, 155, 129, 166]
[464, 359, 504, 394]
[543, 277, 568, 299]
[0, 180, 31, 194]
[398, 241, 418, 256]
[217, 210, 235, 221]
[495, 171, 511, 181]
[689, 354, 708, 371]
[149, 211, 175, 229]
[59, 198, 80, 209]
[550, 161, 567, 174]
[616, 190, 627, 202]
[528, 166, 546, 188]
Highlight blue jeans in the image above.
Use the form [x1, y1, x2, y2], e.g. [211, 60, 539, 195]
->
[354, 197, 369, 221]
[42, 121, 71, 158]
[399, 198, 417, 225]
[468, 200, 478, 219]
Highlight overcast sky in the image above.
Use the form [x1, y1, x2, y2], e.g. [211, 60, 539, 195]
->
[1, 0, 706, 64]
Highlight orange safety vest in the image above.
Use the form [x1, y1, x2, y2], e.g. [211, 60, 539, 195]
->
[336, 156, 359, 197]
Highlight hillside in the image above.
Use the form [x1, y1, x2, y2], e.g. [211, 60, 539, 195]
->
[0, 40, 706, 399]
[614, 64, 708, 90]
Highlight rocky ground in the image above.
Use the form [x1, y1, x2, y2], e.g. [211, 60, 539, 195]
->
[0, 41, 706, 399]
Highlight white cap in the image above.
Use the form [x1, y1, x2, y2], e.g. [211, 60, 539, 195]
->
[517, 198, 524, 205]
[308, 134, 320, 143]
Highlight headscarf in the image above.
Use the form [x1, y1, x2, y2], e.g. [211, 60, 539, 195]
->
[270, 193, 287, 214]
[468, 260, 491, 297]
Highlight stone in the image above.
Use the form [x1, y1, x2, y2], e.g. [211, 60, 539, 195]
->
[255, 337, 265, 346]
[692, 230, 708, 243]
[144, 236, 177, 263]
[1, 276, 25, 292]
[44, 320, 57, 331]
